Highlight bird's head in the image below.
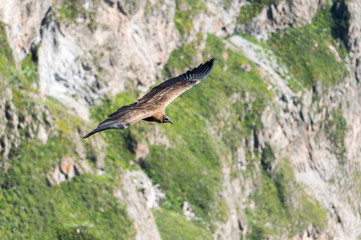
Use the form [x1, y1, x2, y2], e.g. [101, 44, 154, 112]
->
[162, 115, 173, 124]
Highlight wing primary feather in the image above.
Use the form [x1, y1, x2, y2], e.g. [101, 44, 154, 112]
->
[198, 66, 209, 76]
[180, 58, 215, 82]
[83, 120, 131, 138]
[136, 58, 215, 107]
[84, 58, 215, 139]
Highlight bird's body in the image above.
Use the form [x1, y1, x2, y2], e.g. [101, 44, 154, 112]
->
[83, 58, 215, 138]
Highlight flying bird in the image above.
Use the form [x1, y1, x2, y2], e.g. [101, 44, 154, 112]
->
[83, 58, 215, 138]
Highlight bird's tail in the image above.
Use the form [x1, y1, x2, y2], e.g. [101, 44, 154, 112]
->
[83, 120, 131, 139]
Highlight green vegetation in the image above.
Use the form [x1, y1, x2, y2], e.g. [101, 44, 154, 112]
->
[163, 37, 202, 75]
[21, 44, 39, 86]
[57, 0, 84, 21]
[0, 2, 347, 238]
[324, 108, 347, 161]
[160, 33, 270, 214]
[0, 96, 136, 239]
[203, 35, 271, 150]
[0, 23, 14, 65]
[156, 31, 327, 238]
[130, 34, 270, 235]
[0, 23, 37, 91]
[57, 0, 99, 31]
[221, 0, 234, 10]
[62, 6, 347, 237]
[155, 209, 212, 240]
[0, 152, 135, 239]
[91, 73, 225, 231]
[174, 0, 207, 38]
[0, 22, 135, 239]
[260, 142, 275, 172]
[174, 10, 193, 39]
[268, 9, 349, 91]
[0, 93, 136, 239]
[247, 157, 327, 239]
[238, 0, 284, 25]
[89, 91, 145, 173]
[88, 33, 272, 236]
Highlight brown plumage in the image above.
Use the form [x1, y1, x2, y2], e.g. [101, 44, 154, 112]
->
[83, 58, 215, 138]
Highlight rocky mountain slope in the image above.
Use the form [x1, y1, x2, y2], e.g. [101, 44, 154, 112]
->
[1, 0, 361, 239]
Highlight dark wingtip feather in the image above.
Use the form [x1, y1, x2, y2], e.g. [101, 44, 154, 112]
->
[83, 126, 107, 138]
[193, 58, 215, 76]
[83, 130, 96, 139]
[180, 58, 215, 81]
[83, 121, 130, 139]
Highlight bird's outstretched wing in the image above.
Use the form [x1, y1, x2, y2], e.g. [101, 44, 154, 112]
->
[83, 104, 153, 138]
[83, 58, 215, 138]
[137, 58, 215, 109]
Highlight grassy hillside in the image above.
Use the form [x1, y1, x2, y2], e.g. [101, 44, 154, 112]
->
[0, 1, 352, 239]
[0, 23, 135, 239]
[268, 9, 348, 91]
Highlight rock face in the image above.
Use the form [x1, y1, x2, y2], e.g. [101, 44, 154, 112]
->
[0, 0, 53, 61]
[0, 82, 53, 167]
[214, 157, 244, 240]
[0, 86, 19, 169]
[115, 170, 165, 240]
[38, 19, 94, 118]
[2, 0, 361, 239]
[0, 0, 179, 118]
[243, 0, 326, 40]
[334, 0, 361, 82]
[0, 0, 249, 118]
[230, 34, 361, 239]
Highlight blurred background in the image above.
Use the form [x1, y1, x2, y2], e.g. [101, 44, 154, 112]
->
[0, 0, 361, 239]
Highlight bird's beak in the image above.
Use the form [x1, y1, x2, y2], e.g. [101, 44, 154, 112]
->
[169, 119, 173, 124]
